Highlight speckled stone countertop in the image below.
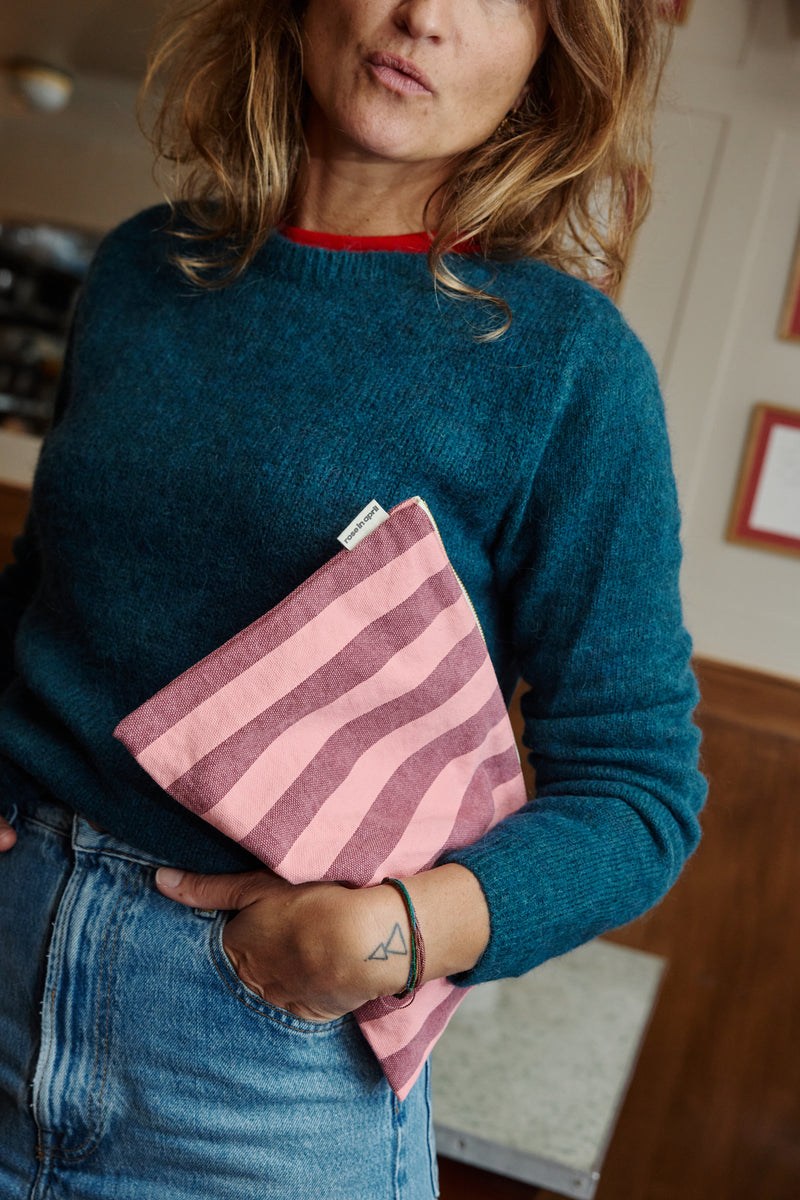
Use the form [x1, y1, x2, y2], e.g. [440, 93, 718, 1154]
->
[431, 938, 665, 1199]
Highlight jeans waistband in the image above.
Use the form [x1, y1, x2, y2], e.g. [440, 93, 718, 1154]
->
[10, 790, 184, 870]
[12, 790, 74, 835]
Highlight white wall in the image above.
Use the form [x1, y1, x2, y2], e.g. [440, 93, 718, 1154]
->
[1, 0, 799, 680]
[0, 71, 161, 230]
[621, 0, 800, 683]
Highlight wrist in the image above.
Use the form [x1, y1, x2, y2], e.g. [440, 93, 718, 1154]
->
[381, 877, 425, 996]
[403, 864, 490, 981]
[346, 882, 416, 1001]
[306, 863, 491, 1007]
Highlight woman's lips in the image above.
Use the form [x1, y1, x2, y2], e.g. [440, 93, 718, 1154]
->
[367, 53, 433, 96]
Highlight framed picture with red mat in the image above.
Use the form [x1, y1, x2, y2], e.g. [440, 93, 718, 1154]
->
[727, 403, 800, 560]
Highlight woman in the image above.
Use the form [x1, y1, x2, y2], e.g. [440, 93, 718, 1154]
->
[0, 1, 707, 1197]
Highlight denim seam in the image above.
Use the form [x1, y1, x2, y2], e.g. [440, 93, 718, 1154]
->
[17, 813, 69, 837]
[393, 1087, 403, 1200]
[84, 867, 143, 1156]
[34, 859, 82, 1149]
[1, 802, 18, 827]
[38, 866, 143, 1162]
[73, 843, 175, 870]
[424, 1061, 440, 1197]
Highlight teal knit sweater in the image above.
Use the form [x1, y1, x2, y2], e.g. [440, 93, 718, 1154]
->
[0, 206, 706, 986]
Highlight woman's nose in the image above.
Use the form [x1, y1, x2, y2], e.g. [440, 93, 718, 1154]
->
[394, 0, 453, 41]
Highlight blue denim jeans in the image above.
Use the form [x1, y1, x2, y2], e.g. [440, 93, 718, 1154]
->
[0, 791, 439, 1199]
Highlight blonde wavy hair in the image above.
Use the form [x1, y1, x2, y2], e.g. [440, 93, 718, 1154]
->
[141, 0, 669, 335]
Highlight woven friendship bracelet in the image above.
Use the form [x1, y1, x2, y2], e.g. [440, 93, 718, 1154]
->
[382, 877, 426, 1005]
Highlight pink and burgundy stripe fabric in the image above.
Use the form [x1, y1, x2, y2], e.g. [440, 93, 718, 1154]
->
[114, 496, 527, 1099]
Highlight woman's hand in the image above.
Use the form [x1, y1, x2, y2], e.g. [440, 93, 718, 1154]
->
[0, 815, 16, 851]
[156, 861, 492, 1020]
[155, 866, 411, 1021]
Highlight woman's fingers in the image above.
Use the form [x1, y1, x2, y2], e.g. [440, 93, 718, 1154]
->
[0, 815, 17, 851]
[155, 866, 275, 910]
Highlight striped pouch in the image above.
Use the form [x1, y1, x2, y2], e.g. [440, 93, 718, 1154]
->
[113, 495, 527, 1099]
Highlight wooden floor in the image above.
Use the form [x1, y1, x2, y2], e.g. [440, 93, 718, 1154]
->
[438, 1157, 541, 1198]
[439, 662, 800, 1199]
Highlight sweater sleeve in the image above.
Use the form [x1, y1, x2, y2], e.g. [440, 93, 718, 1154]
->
[0, 296, 80, 694]
[439, 316, 707, 986]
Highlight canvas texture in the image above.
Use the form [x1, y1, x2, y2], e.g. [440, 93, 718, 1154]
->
[114, 496, 527, 1098]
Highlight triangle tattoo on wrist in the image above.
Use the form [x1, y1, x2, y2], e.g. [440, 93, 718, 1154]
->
[366, 922, 408, 961]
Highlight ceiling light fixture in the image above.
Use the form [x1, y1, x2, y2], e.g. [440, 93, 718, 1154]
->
[4, 59, 74, 113]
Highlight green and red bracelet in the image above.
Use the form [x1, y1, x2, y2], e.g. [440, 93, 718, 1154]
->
[382, 877, 426, 1004]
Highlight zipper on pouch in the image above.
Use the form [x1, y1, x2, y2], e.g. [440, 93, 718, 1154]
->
[412, 496, 488, 649]
[413, 496, 522, 774]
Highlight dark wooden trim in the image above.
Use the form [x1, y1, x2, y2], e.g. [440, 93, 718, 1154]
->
[509, 655, 800, 788]
[0, 481, 31, 566]
[693, 654, 800, 742]
[0, 479, 31, 505]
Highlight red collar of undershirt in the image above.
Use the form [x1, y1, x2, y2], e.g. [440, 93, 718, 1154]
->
[279, 225, 478, 254]
[279, 225, 431, 253]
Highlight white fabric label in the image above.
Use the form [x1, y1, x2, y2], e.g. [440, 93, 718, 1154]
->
[337, 500, 390, 550]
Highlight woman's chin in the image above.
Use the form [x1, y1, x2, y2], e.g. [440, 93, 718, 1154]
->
[345, 127, 452, 170]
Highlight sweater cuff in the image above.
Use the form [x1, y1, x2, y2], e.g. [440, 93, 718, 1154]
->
[436, 842, 538, 989]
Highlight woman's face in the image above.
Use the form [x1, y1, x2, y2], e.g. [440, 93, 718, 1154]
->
[300, 0, 548, 168]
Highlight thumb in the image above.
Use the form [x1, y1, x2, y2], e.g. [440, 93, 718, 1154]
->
[0, 815, 17, 851]
[155, 866, 266, 911]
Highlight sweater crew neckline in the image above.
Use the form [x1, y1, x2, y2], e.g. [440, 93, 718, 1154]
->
[279, 225, 432, 254]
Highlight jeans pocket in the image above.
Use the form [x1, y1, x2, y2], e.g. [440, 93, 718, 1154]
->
[208, 911, 352, 1033]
